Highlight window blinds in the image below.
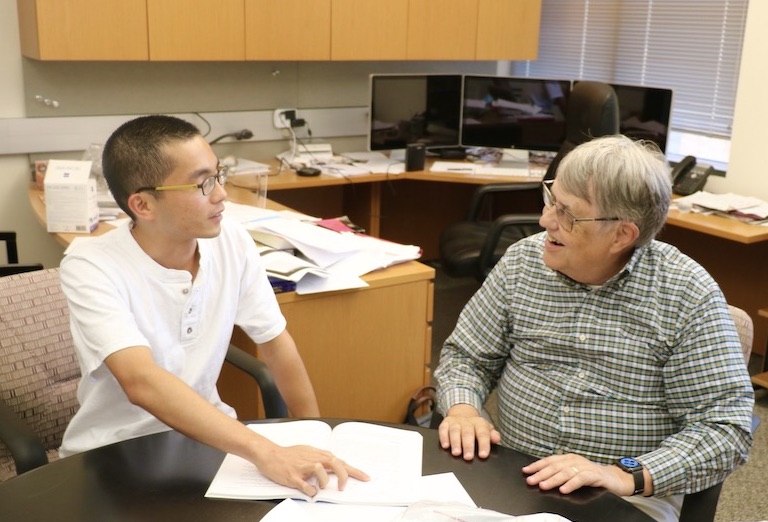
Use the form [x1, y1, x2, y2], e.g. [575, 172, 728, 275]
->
[513, 0, 749, 138]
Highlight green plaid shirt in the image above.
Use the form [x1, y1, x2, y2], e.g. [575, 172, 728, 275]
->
[435, 232, 754, 496]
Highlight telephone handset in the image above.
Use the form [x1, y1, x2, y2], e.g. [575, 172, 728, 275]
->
[671, 155, 714, 196]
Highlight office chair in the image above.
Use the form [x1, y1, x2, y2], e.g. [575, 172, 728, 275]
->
[678, 305, 761, 522]
[438, 81, 619, 281]
[0, 268, 287, 482]
[0, 231, 44, 276]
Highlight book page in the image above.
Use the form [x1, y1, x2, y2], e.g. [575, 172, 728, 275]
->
[205, 420, 331, 501]
[316, 421, 423, 505]
[205, 421, 423, 506]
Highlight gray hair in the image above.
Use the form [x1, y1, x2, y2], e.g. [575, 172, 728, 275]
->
[556, 134, 671, 246]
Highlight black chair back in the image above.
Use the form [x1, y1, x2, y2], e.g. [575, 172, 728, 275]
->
[544, 81, 620, 181]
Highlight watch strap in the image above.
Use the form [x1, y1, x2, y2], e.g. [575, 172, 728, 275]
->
[617, 457, 644, 496]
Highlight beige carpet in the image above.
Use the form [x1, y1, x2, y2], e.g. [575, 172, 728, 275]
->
[715, 387, 768, 522]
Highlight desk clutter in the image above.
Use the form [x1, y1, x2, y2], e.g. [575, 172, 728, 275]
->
[225, 201, 422, 295]
[672, 191, 768, 225]
[274, 144, 552, 179]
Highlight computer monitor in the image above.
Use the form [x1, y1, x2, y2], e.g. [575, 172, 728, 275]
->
[368, 74, 463, 152]
[460, 75, 571, 152]
[610, 83, 673, 153]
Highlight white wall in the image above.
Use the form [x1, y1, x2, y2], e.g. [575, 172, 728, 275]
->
[2, 0, 767, 266]
[709, 0, 768, 198]
[0, 0, 64, 266]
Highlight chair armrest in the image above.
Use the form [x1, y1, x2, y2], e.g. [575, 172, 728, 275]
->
[477, 214, 542, 280]
[0, 398, 48, 475]
[0, 264, 44, 277]
[679, 481, 723, 522]
[465, 182, 541, 221]
[225, 345, 288, 419]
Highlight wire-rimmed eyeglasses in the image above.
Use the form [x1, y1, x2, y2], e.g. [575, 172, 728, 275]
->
[136, 164, 228, 196]
[542, 180, 620, 232]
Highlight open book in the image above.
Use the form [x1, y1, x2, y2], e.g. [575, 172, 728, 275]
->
[205, 421, 423, 506]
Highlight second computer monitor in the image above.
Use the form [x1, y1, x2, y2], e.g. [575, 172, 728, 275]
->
[461, 75, 571, 152]
[610, 83, 673, 153]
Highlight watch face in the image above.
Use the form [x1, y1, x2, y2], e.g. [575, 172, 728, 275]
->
[619, 457, 640, 469]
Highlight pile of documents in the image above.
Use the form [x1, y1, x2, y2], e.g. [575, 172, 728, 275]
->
[205, 421, 475, 522]
[672, 191, 768, 224]
[225, 201, 422, 294]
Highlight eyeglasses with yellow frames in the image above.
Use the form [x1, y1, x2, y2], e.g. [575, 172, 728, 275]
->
[136, 164, 228, 196]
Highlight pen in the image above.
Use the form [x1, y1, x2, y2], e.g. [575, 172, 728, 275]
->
[446, 167, 473, 172]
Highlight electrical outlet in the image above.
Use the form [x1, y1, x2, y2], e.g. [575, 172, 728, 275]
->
[273, 108, 298, 129]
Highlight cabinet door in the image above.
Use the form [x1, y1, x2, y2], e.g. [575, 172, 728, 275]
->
[407, 0, 478, 60]
[245, 0, 331, 60]
[331, 0, 408, 60]
[147, 0, 245, 61]
[17, 0, 148, 60]
[476, 0, 541, 60]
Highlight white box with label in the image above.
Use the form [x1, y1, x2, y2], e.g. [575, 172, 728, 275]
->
[44, 160, 99, 233]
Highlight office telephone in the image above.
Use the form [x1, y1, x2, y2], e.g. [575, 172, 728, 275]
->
[671, 156, 714, 196]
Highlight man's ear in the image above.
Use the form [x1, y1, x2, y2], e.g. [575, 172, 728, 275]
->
[127, 192, 155, 221]
[611, 221, 640, 253]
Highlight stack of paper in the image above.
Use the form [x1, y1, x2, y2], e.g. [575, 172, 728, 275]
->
[673, 191, 768, 223]
[224, 201, 422, 294]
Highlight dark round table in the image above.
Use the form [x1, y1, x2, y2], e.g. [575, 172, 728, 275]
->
[0, 419, 653, 522]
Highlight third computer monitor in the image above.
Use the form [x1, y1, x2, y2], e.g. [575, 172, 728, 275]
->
[610, 83, 673, 153]
[461, 75, 571, 152]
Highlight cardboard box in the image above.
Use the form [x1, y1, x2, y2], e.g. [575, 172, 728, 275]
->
[44, 160, 99, 233]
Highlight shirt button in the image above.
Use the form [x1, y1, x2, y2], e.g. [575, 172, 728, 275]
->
[579, 334, 586, 342]
[182, 288, 190, 295]
[562, 406, 570, 414]
[578, 371, 586, 379]
[187, 327, 193, 334]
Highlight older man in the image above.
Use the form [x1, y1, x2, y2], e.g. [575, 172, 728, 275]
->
[435, 135, 753, 521]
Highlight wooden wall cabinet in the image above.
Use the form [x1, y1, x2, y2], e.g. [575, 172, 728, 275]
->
[476, 0, 541, 59]
[331, 0, 409, 60]
[407, 0, 479, 60]
[17, 0, 149, 61]
[245, 0, 331, 60]
[18, 0, 540, 61]
[147, 0, 245, 61]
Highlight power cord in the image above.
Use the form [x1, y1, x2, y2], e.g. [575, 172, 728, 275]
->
[193, 112, 212, 137]
[208, 129, 254, 145]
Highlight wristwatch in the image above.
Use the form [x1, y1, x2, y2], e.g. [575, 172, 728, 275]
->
[616, 457, 645, 496]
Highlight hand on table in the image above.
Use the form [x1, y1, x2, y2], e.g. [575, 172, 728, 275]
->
[523, 454, 637, 497]
[438, 404, 502, 460]
[255, 444, 369, 497]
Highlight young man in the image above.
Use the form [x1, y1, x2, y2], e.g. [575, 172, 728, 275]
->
[59, 115, 367, 496]
[434, 135, 754, 521]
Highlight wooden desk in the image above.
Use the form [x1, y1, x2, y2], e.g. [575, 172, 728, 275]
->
[751, 308, 768, 388]
[660, 209, 768, 357]
[29, 184, 435, 423]
[666, 208, 768, 244]
[0, 421, 653, 522]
